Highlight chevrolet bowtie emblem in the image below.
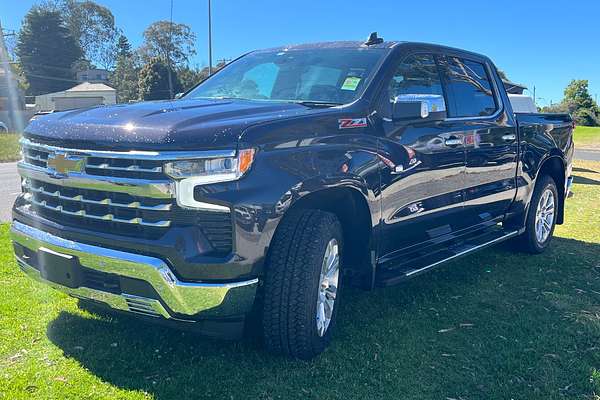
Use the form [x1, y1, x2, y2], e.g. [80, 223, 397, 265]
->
[46, 152, 85, 176]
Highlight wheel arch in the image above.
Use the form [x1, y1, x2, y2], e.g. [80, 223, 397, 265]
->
[533, 154, 566, 224]
[271, 185, 375, 285]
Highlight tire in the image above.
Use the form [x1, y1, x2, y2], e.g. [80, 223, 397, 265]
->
[517, 175, 559, 253]
[262, 209, 343, 359]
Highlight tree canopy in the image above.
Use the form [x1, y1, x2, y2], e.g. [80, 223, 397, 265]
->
[564, 80, 599, 126]
[16, 7, 82, 95]
[138, 57, 182, 101]
[44, 0, 119, 69]
[116, 35, 132, 58]
[140, 21, 197, 67]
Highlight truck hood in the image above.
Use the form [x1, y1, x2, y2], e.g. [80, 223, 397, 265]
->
[25, 99, 325, 151]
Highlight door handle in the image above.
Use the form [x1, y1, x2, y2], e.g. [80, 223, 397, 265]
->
[502, 133, 517, 142]
[444, 137, 462, 147]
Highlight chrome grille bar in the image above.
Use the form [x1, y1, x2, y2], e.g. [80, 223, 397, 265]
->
[20, 137, 236, 160]
[24, 154, 48, 162]
[24, 181, 172, 211]
[18, 162, 174, 199]
[27, 195, 171, 227]
[86, 163, 163, 173]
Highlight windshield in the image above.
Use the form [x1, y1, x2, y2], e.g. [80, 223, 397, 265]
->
[185, 48, 387, 105]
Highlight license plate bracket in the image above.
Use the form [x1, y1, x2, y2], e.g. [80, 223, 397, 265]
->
[38, 247, 82, 288]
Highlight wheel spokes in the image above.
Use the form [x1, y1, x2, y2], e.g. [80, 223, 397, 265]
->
[316, 238, 340, 337]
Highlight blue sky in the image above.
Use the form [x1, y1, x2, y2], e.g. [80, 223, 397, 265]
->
[2, 0, 599, 106]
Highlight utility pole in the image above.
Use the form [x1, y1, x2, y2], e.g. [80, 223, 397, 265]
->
[167, 0, 174, 99]
[208, 0, 213, 76]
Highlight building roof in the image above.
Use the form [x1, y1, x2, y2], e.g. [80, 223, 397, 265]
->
[66, 82, 115, 92]
[77, 68, 110, 73]
[503, 80, 528, 95]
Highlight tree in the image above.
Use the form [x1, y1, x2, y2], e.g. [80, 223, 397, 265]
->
[16, 7, 82, 95]
[45, 0, 119, 69]
[116, 34, 132, 58]
[563, 79, 599, 126]
[138, 58, 182, 101]
[177, 66, 208, 92]
[140, 21, 197, 67]
[110, 53, 140, 103]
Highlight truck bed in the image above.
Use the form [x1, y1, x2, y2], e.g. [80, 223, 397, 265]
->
[515, 113, 574, 156]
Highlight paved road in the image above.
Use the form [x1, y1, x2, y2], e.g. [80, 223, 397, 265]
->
[0, 149, 597, 223]
[0, 162, 20, 222]
[574, 149, 600, 161]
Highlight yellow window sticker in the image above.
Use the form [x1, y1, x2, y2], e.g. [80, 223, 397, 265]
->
[341, 77, 361, 91]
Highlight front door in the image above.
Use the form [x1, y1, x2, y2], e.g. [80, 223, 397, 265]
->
[375, 53, 468, 262]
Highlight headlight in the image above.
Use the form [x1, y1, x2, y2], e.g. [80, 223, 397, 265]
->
[164, 148, 255, 183]
[165, 148, 255, 210]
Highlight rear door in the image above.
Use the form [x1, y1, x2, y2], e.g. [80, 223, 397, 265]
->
[437, 54, 518, 229]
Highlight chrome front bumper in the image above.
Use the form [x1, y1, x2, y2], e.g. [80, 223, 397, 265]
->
[10, 221, 258, 321]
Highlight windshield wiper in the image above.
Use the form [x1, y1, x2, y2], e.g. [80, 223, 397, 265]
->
[291, 101, 343, 108]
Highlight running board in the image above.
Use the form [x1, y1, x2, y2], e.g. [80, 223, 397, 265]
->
[375, 229, 519, 287]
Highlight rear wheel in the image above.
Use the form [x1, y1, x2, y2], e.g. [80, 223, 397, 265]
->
[517, 175, 558, 253]
[262, 209, 342, 359]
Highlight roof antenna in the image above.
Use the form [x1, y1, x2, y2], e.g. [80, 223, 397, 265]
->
[364, 32, 383, 46]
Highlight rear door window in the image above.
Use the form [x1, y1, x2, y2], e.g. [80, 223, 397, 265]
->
[439, 56, 498, 118]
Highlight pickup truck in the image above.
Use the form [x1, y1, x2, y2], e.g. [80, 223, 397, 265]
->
[11, 34, 574, 359]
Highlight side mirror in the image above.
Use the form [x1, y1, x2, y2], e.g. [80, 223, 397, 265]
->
[174, 92, 184, 100]
[391, 94, 447, 121]
[392, 100, 429, 120]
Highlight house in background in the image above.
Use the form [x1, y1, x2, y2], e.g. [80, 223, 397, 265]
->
[76, 68, 110, 84]
[35, 82, 116, 112]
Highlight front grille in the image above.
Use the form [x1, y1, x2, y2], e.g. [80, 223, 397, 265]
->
[24, 179, 172, 227]
[22, 143, 166, 180]
[19, 139, 234, 255]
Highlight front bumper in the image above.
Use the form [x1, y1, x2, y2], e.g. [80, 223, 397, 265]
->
[11, 221, 259, 323]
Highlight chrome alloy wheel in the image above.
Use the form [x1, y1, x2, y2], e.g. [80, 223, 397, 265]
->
[316, 238, 339, 337]
[535, 188, 555, 244]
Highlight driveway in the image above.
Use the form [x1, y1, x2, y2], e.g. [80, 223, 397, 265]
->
[574, 149, 600, 161]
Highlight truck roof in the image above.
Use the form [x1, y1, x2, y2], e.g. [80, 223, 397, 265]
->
[261, 41, 492, 62]
[263, 41, 400, 51]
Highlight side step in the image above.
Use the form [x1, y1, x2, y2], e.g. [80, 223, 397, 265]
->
[375, 228, 519, 287]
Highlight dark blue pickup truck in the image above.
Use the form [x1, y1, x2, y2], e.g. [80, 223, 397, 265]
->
[11, 34, 573, 359]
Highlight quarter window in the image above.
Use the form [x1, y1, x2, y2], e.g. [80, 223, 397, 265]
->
[440, 57, 497, 118]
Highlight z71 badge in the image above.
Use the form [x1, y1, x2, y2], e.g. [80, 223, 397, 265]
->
[338, 118, 368, 129]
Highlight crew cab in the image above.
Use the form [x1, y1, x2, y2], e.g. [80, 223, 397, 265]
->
[11, 34, 574, 359]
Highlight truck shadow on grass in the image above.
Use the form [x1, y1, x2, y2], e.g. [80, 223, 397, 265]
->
[46, 237, 600, 399]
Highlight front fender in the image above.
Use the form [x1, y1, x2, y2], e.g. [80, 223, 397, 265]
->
[195, 142, 382, 277]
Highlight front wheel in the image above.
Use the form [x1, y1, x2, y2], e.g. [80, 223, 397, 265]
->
[517, 175, 558, 253]
[262, 209, 342, 359]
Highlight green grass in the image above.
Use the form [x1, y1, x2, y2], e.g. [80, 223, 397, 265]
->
[1, 161, 600, 400]
[574, 126, 600, 149]
[0, 133, 21, 162]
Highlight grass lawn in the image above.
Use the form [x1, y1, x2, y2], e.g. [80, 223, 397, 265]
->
[0, 133, 21, 163]
[1, 161, 599, 400]
[574, 126, 600, 149]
